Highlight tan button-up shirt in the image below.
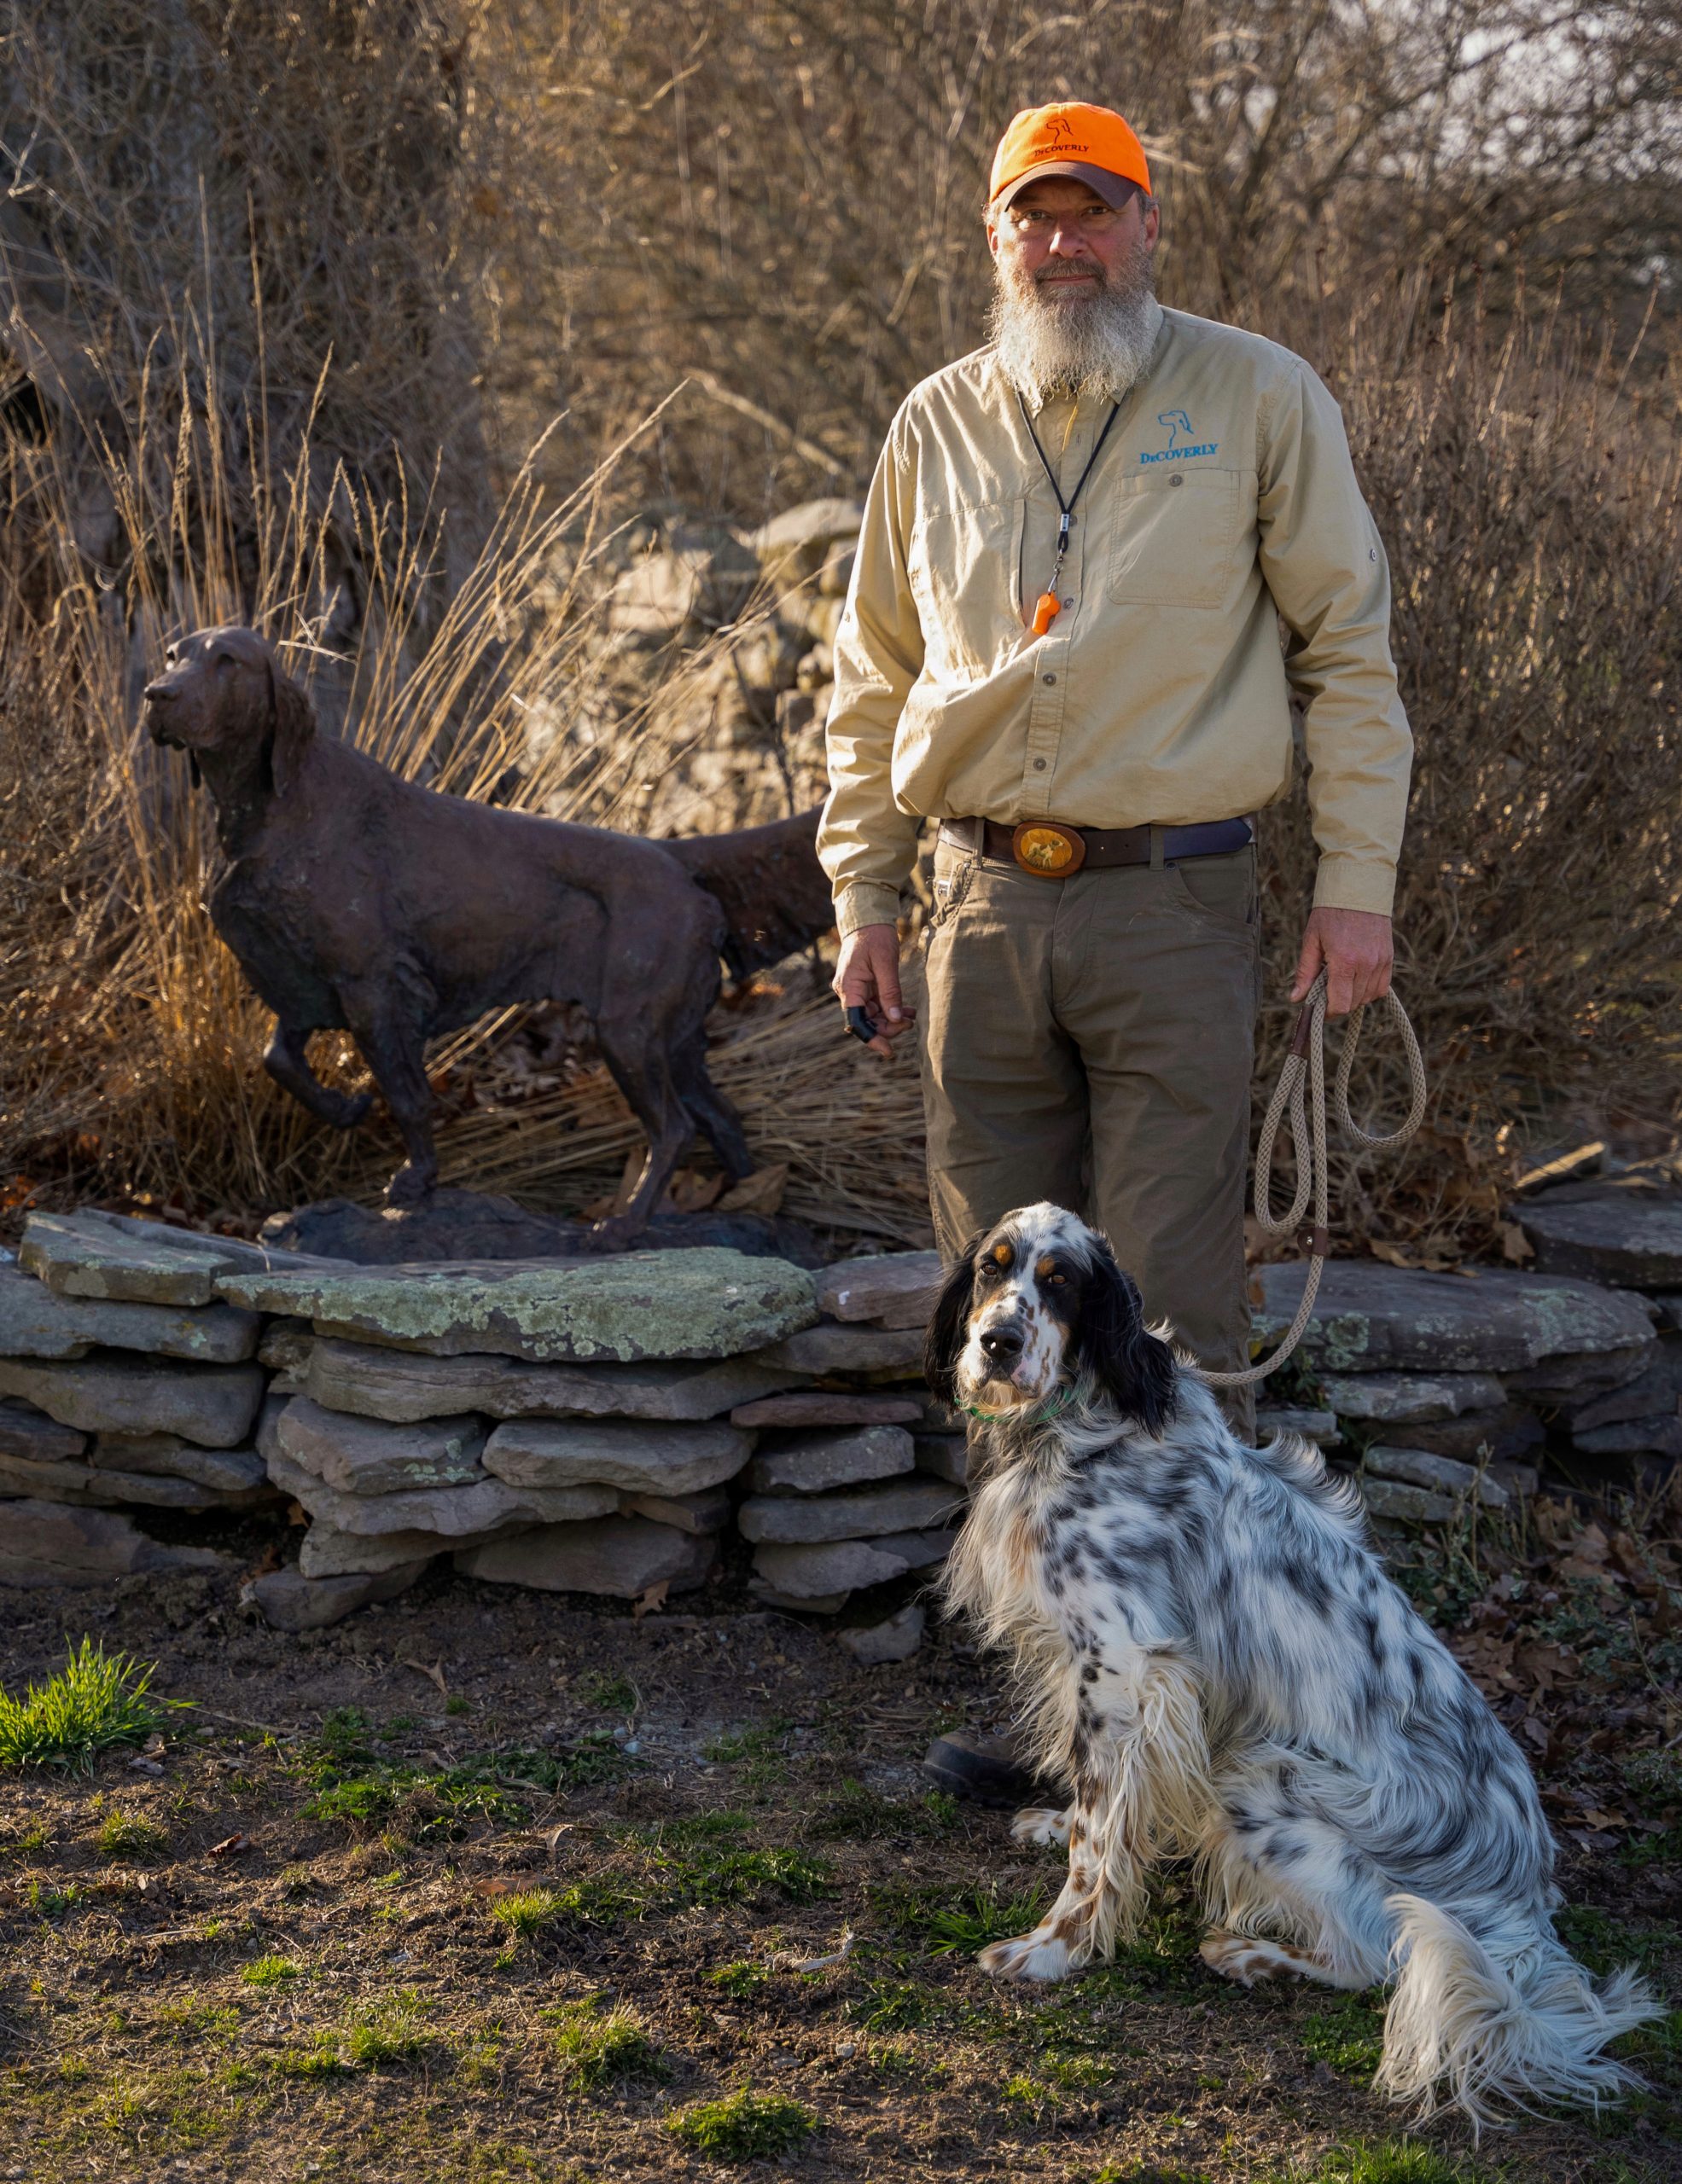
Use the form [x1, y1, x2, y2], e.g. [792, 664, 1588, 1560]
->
[818, 303, 1412, 934]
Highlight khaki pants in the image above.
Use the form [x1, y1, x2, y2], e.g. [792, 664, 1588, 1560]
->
[919, 832, 1260, 1439]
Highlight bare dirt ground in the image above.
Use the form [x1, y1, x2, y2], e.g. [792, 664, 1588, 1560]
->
[1, 1502, 1679, 2184]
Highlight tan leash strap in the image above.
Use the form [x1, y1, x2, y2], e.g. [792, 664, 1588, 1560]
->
[1203, 971, 1429, 1390]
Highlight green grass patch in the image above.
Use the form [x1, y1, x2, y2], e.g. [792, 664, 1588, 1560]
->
[620, 1812, 832, 1908]
[577, 1670, 638, 1714]
[239, 1954, 300, 1988]
[299, 1725, 630, 1836]
[95, 1809, 169, 1859]
[871, 1876, 1048, 1954]
[666, 2087, 818, 2161]
[1555, 1904, 1680, 1978]
[1300, 2143, 1480, 2184]
[708, 1960, 771, 2000]
[0, 1639, 179, 1773]
[488, 1887, 568, 1942]
[546, 1996, 667, 2089]
[849, 1978, 930, 2032]
[23, 1878, 82, 1919]
[344, 1990, 429, 2068]
[1302, 1990, 1387, 2079]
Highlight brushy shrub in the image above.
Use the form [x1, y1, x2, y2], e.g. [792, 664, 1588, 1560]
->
[0, 1641, 176, 1773]
[666, 2087, 818, 2161]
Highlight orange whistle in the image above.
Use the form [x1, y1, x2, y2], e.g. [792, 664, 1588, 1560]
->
[1030, 591, 1061, 637]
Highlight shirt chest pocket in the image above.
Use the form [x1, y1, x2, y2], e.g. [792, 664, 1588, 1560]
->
[908, 492, 1027, 674]
[1106, 467, 1250, 610]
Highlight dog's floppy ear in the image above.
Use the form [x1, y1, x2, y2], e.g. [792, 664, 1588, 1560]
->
[922, 1231, 984, 1406]
[188, 752, 201, 790]
[1074, 1235, 1178, 1435]
[265, 650, 316, 799]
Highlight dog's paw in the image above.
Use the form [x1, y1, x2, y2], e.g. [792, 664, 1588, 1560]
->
[978, 1927, 1073, 1983]
[1010, 1806, 1071, 1849]
[1199, 1930, 1317, 1989]
[385, 1160, 437, 1206]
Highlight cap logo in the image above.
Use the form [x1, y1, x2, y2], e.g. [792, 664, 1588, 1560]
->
[1042, 114, 1076, 144]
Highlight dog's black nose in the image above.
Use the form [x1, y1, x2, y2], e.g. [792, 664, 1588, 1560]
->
[979, 1324, 1023, 1365]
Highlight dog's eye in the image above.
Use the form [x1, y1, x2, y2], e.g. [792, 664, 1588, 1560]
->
[1046, 1273, 1067, 1287]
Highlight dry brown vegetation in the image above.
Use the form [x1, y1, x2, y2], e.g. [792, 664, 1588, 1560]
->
[2, 0, 1680, 1250]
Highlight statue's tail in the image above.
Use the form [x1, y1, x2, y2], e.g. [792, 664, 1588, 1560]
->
[662, 806, 837, 979]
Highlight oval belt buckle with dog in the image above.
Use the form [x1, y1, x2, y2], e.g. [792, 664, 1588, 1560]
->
[1011, 821, 1086, 877]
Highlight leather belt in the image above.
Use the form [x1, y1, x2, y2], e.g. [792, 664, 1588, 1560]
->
[940, 814, 1254, 878]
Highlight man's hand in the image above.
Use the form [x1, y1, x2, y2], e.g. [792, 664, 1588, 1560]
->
[1291, 907, 1394, 1019]
[833, 922, 917, 1059]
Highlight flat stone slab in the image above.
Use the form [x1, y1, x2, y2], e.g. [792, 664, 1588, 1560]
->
[750, 1534, 936, 1598]
[619, 1485, 731, 1534]
[1574, 1412, 1682, 1459]
[0, 1498, 232, 1586]
[265, 1446, 618, 1537]
[455, 1517, 717, 1597]
[277, 1397, 486, 1496]
[816, 1252, 942, 1324]
[753, 1323, 926, 1376]
[1318, 1371, 1507, 1424]
[306, 1338, 793, 1425]
[737, 1475, 963, 1544]
[0, 1396, 86, 1462]
[748, 1582, 853, 1615]
[1254, 1406, 1339, 1446]
[1357, 1476, 1458, 1525]
[1253, 1261, 1655, 1374]
[0, 1447, 270, 1511]
[745, 1425, 914, 1496]
[0, 1355, 265, 1447]
[243, 1560, 433, 1631]
[729, 1391, 922, 1429]
[1517, 1188, 1682, 1288]
[838, 1603, 926, 1665]
[219, 1248, 817, 1363]
[300, 1519, 516, 1578]
[18, 1209, 326, 1307]
[913, 1432, 969, 1486]
[482, 1418, 752, 1496]
[1569, 1341, 1682, 1434]
[0, 1262, 260, 1363]
[1364, 1446, 1507, 1507]
[1365, 1404, 1542, 1463]
[91, 1435, 268, 1494]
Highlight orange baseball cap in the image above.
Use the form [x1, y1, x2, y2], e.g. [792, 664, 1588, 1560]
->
[988, 102, 1151, 212]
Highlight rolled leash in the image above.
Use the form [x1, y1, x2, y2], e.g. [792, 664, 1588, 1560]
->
[1203, 969, 1429, 1390]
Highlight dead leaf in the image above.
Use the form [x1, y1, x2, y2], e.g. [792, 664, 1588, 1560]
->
[717, 1162, 790, 1216]
[208, 1833, 251, 1858]
[1367, 1239, 1464, 1275]
[1499, 1221, 1535, 1264]
[1511, 1639, 1578, 1694]
[401, 1658, 450, 1699]
[666, 1167, 725, 1214]
[632, 1580, 670, 1620]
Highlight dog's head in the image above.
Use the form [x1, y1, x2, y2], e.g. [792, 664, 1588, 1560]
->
[923, 1203, 1177, 1434]
[143, 624, 315, 795]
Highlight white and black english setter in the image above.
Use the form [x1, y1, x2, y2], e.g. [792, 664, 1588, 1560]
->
[925, 1203, 1658, 2125]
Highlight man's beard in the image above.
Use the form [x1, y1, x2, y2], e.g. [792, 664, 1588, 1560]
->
[987, 239, 1157, 407]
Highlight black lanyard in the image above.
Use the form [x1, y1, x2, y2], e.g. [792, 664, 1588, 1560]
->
[1017, 392, 1121, 632]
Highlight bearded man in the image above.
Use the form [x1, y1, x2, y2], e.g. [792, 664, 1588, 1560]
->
[819, 102, 1411, 1465]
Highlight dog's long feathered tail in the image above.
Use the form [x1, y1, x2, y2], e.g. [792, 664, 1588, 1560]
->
[1376, 1892, 1659, 2129]
[661, 806, 835, 980]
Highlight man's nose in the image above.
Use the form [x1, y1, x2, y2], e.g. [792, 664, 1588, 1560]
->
[979, 1322, 1024, 1365]
[1048, 225, 1090, 257]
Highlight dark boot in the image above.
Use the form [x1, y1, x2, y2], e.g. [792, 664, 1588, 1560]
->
[921, 1728, 1062, 1809]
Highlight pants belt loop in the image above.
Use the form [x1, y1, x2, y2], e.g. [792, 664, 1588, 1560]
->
[1149, 825, 1166, 871]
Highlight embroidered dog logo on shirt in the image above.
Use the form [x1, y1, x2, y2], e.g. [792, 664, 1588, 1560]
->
[1141, 409, 1219, 464]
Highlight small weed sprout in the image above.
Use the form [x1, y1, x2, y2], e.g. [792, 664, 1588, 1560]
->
[489, 1887, 568, 1942]
[708, 1960, 770, 2000]
[96, 1809, 168, 1859]
[666, 2087, 818, 2161]
[240, 1955, 300, 1989]
[547, 1996, 668, 2089]
[0, 1640, 179, 1772]
[578, 1670, 638, 1714]
[344, 1990, 428, 2068]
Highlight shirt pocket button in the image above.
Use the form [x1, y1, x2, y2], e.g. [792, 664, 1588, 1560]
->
[1169, 473, 1184, 488]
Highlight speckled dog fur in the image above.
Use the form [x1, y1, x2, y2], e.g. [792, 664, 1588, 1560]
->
[926, 1203, 1658, 2127]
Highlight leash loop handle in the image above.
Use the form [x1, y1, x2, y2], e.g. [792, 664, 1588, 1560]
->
[1203, 971, 1428, 1391]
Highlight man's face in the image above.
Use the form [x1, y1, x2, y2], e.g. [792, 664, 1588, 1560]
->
[987, 174, 1158, 305]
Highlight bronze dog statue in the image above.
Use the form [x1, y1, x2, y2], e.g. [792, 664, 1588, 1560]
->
[143, 625, 835, 1241]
